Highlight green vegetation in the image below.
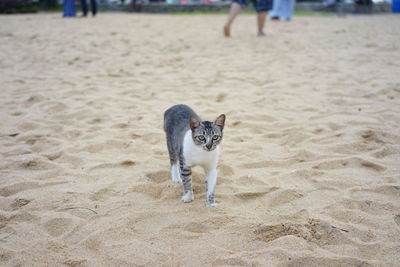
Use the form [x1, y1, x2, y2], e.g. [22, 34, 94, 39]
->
[0, 0, 38, 14]
[0, 5, 38, 14]
[39, 5, 63, 12]
[0, 0, 64, 13]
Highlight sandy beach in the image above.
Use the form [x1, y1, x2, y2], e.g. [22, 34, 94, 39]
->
[0, 12, 399, 266]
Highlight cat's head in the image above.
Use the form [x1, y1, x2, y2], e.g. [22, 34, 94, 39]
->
[189, 114, 225, 152]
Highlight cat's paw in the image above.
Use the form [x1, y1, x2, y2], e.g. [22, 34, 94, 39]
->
[206, 202, 218, 208]
[181, 192, 194, 203]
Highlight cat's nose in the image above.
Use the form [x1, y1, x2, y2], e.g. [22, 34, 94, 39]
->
[206, 143, 213, 150]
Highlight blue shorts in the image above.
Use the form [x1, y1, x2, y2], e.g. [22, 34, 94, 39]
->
[233, 0, 272, 12]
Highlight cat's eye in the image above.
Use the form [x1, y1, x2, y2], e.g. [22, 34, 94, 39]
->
[198, 136, 205, 141]
[212, 135, 219, 140]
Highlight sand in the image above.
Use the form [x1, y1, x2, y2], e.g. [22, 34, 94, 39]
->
[0, 12, 399, 266]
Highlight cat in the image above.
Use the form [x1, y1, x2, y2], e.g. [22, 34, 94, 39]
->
[163, 104, 225, 207]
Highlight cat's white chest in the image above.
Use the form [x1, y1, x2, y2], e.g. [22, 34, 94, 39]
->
[183, 130, 219, 169]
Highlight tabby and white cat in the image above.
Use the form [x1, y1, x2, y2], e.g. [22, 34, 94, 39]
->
[164, 104, 225, 207]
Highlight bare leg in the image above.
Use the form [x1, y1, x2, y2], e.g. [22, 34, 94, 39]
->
[224, 2, 242, 37]
[257, 11, 267, 36]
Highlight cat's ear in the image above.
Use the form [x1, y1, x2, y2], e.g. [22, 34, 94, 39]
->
[189, 116, 200, 131]
[215, 114, 226, 129]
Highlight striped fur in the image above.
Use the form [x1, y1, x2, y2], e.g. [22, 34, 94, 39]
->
[164, 104, 225, 206]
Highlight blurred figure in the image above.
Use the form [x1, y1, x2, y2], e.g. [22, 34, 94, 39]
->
[131, 0, 143, 11]
[81, 0, 98, 17]
[322, 0, 337, 8]
[223, 0, 272, 37]
[354, 0, 373, 13]
[269, 0, 295, 21]
[63, 0, 76, 17]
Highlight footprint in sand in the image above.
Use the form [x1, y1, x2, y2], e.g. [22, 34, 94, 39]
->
[287, 256, 371, 267]
[64, 130, 82, 139]
[0, 198, 31, 211]
[19, 157, 57, 170]
[236, 175, 269, 186]
[218, 164, 234, 177]
[129, 183, 163, 199]
[234, 187, 278, 200]
[263, 132, 285, 139]
[0, 181, 63, 197]
[89, 160, 136, 171]
[90, 187, 119, 201]
[142, 133, 162, 145]
[242, 159, 290, 169]
[43, 217, 75, 237]
[104, 139, 131, 149]
[254, 223, 307, 243]
[144, 171, 207, 199]
[146, 170, 170, 184]
[88, 117, 103, 124]
[129, 133, 142, 140]
[17, 121, 40, 131]
[25, 94, 47, 107]
[312, 128, 324, 135]
[62, 259, 88, 267]
[112, 122, 129, 129]
[215, 93, 227, 103]
[21, 134, 46, 145]
[281, 132, 310, 147]
[10, 198, 31, 210]
[373, 185, 400, 197]
[254, 219, 351, 247]
[372, 146, 400, 159]
[327, 122, 344, 131]
[312, 157, 386, 172]
[10, 111, 23, 116]
[44, 151, 63, 161]
[183, 223, 210, 234]
[359, 130, 385, 144]
[39, 101, 68, 114]
[268, 189, 304, 207]
[394, 215, 400, 227]
[359, 160, 386, 172]
[213, 257, 249, 266]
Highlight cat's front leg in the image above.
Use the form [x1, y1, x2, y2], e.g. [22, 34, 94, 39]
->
[180, 165, 194, 203]
[205, 168, 218, 207]
[170, 163, 182, 183]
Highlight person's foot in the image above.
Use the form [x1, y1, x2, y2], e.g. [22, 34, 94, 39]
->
[257, 31, 266, 37]
[271, 16, 280, 20]
[223, 25, 230, 37]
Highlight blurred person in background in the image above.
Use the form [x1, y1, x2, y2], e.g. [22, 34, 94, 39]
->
[223, 0, 272, 37]
[81, 0, 98, 16]
[63, 0, 76, 16]
[354, 0, 373, 13]
[269, 0, 296, 21]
